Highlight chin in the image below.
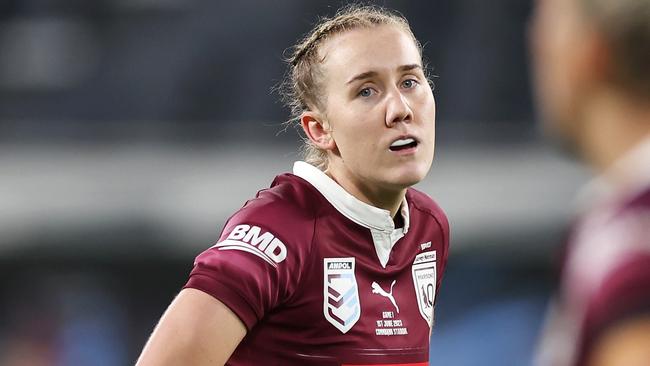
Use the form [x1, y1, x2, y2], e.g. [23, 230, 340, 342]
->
[387, 165, 429, 189]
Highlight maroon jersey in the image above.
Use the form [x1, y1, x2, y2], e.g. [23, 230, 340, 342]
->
[536, 140, 650, 366]
[185, 161, 450, 366]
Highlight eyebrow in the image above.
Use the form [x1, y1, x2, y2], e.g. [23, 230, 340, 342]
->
[346, 64, 422, 85]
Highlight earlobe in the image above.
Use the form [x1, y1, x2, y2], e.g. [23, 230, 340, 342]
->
[300, 112, 336, 150]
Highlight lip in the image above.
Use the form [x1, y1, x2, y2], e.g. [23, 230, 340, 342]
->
[388, 134, 419, 155]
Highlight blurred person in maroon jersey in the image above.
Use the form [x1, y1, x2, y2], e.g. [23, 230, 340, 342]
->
[136, 4, 449, 366]
[530, 0, 650, 365]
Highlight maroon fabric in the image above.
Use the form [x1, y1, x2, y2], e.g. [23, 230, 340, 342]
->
[580, 255, 650, 358]
[572, 187, 650, 366]
[184, 173, 449, 366]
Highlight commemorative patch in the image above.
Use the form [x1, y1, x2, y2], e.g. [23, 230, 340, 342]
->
[323, 257, 361, 334]
[412, 251, 437, 327]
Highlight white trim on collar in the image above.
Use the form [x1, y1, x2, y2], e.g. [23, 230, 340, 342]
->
[293, 161, 409, 232]
[293, 161, 410, 268]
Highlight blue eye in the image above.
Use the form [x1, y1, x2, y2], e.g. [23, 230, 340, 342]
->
[358, 87, 373, 97]
[402, 79, 418, 89]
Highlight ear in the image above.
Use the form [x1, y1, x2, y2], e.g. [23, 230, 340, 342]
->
[574, 26, 612, 93]
[300, 111, 336, 151]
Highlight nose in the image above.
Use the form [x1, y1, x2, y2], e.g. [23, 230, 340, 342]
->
[385, 89, 413, 127]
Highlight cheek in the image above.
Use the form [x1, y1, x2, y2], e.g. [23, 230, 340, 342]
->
[417, 91, 436, 129]
[428, 94, 437, 124]
[330, 117, 372, 156]
[537, 5, 583, 92]
[532, 21, 567, 106]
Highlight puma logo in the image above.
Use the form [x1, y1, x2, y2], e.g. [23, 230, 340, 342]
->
[371, 280, 399, 313]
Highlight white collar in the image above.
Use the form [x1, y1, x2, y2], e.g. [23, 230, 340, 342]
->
[292, 161, 410, 234]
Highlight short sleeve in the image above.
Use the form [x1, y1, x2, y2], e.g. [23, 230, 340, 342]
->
[184, 204, 313, 330]
[585, 254, 650, 339]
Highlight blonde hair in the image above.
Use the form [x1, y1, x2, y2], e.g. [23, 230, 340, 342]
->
[279, 4, 425, 170]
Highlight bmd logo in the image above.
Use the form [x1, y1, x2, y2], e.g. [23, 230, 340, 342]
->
[212, 224, 287, 267]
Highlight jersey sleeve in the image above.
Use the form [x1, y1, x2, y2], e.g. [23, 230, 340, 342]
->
[584, 254, 650, 342]
[184, 199, 314, 330]
[582, 205, 650, 349]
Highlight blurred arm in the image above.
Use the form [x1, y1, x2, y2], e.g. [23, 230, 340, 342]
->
[589, 316, 650, 366]
[136, 288, 247, 366]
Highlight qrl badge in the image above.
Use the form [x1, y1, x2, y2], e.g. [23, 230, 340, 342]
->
[323, 257, 361, 334]
[412, 251, 437, 327]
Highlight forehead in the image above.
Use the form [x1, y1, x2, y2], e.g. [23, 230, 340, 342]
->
[319, 25, 422, 81]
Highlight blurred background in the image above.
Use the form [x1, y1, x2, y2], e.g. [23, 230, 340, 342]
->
[0, 1, 591, 365]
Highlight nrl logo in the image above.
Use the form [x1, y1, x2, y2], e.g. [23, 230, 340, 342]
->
[323, 257, 361, 334]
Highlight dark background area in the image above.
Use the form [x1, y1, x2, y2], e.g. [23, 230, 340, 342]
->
[0, 1, 588, 365]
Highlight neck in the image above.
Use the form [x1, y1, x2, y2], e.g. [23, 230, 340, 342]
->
[578, 90, 650, 173]
[325, 168, 406, 217]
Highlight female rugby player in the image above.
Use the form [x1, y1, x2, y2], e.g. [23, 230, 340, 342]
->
[137, 5, 449, 365]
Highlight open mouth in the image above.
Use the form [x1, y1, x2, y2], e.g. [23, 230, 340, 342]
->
[389, 137, 418, 152]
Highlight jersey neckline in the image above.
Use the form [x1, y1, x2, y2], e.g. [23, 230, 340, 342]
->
[292, 161, 410, 268]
